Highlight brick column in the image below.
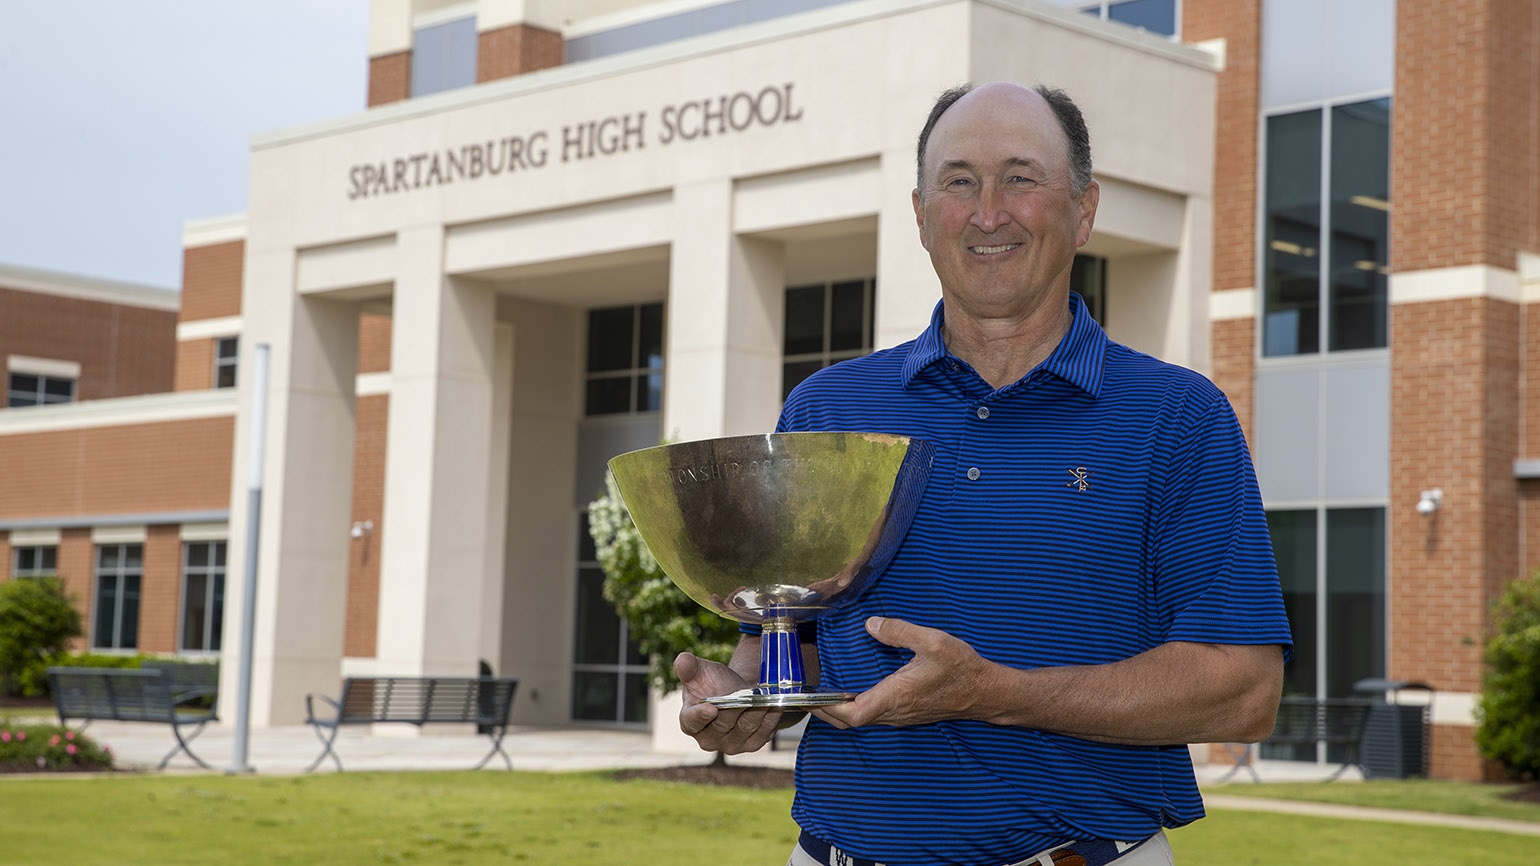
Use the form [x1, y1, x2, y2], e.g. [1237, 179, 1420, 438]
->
[368, 51, 411, 107]
[1182, 0, 1260, 444]
[1390, 0, 1538, 780]
[477, 23, 563, 83]
[176, 239, 245, 391]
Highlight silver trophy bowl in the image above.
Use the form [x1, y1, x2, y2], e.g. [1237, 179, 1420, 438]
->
[607, 431, 932, 708]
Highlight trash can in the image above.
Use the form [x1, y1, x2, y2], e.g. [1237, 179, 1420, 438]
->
[1353, 678, 1434, 779]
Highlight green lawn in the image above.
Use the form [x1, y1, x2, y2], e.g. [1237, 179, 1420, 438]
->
[1208, 778, 1540, 824]
[0, 771, 1536, 866]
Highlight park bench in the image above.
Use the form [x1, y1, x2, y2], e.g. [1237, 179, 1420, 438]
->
[303, 676, 519, 772]
[47, 665, 219, 770]
[1220, 696, 1374, 782]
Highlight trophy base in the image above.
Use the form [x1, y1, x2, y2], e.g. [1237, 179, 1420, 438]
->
[705, 687, 856, 709]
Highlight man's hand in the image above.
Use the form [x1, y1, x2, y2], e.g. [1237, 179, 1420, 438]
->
[813, 616, 996, 729]
[675, 651, 781, 754]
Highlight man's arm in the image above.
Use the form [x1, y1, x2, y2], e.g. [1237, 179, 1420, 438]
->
[814, 616, 1283, 745]
[675, 633, 821, 754]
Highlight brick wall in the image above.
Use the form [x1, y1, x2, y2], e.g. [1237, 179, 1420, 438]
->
[140, 524, 181, 654]
[358, 312, 393, 374]
[0, 417, 234, 519]
[175, 337, 215, 391]
[345, 394, 389, 657]
[477, 23, 563, 83]
[58, 528, 93, 652]
[179, 241, 244, 323]
[1210, 317, 1255, 447]
[0, 287, 175, 402]
[369, 51, 411, 107]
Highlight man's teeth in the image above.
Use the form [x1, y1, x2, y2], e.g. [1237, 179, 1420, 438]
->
[971, 244, 1019, 254]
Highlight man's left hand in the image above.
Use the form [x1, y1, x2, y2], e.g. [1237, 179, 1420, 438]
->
[813, 616, 995, 728]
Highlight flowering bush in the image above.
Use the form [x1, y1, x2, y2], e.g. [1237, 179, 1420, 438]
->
[0, 721, 112, 772]
[589, 472, 738, 693]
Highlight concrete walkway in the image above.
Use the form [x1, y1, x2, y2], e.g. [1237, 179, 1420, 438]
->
[1202, 793, 1540, 837]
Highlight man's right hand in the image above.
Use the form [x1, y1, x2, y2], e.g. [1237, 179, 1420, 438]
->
[675, 651, 781, 755]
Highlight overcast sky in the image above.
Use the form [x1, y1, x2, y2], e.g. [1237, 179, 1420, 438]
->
[0, 1, 371, 291]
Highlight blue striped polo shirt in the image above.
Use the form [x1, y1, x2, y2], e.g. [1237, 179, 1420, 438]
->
[772, 293, 1291, 866]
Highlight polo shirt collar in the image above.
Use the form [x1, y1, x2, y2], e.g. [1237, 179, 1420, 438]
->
[900, 292, 1107, 398]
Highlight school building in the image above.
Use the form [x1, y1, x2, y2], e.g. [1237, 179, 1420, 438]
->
[2, 0, 1536, 780]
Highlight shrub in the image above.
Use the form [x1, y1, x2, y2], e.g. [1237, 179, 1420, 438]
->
[0, 721, 113, 773]
[0, 577, 83, 697]
[588, 473, 739, 694]
[1476, 571, 1540, 780]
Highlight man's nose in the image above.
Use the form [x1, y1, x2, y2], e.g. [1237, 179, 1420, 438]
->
[971, 184, 1010, 232]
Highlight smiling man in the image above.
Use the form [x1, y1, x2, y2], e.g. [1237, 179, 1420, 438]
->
[675, 82, 1291, 866]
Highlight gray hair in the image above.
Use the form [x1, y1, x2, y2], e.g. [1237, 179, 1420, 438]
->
[914, 83, 1093, 197]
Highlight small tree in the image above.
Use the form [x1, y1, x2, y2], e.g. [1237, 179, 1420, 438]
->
[1476, 571, 1540, 780]
[0, 576, 83, 697]
[588, 473, 738, 695]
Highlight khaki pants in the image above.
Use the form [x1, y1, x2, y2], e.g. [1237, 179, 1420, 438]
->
[787, 829, 1175, 866]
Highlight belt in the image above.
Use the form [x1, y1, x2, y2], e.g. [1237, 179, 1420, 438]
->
[796, 830, 1153, 866]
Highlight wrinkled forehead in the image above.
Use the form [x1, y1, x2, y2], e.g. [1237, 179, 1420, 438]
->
[922, 86, 1069, 180]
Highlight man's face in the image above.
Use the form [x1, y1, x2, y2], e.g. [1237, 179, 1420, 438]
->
[912, 85, 1098, 322]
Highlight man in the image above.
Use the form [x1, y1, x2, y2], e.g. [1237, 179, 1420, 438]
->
[675, 82, 1290, 866]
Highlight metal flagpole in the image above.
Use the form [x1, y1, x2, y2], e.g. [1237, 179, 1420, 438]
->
[227, 342, 269, 774]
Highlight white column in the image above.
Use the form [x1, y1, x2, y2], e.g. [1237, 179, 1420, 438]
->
[875, 148, 940, 350]
[376, 226, 498, 677]
[663, 178, 785, 442]
[220, 246, 358, 726]
[480, 322, 515, 673]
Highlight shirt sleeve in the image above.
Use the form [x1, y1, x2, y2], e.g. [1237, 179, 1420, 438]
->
[1152, 394, 1293, 658]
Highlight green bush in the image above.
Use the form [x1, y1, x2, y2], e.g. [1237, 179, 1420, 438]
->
[588, 473, 738, 694]
[0, 721, 113, 772]
[1476, 571, 1540, 780]
[0, 577, 83, 697]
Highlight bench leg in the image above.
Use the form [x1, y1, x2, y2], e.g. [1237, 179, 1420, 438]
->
[305, 723, 344, 773]
[160, 719, 215, 771]
[472, 727, 513, 771]
[1215, 742, 1261, 783]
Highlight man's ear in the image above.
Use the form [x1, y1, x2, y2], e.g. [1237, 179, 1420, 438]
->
[1075, 179, 1100, 248]
[913, 188, 929, 250]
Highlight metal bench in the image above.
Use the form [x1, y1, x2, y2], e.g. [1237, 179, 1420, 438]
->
[47, 666, 219, 770]
[1221, 696, 1374, 782]
[303, 676, 519, 772]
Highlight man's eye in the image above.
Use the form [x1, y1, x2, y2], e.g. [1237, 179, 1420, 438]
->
[1009, 175, 1035, 184]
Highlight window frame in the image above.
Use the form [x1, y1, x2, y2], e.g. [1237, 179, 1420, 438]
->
[1075, 0, 1181, 39]
[7, 371, 76, 407]
[11, 545, 58, 578]
[213, 337, 239, 389]
[92, 543, 143, 652]
[781, 277, 877, 401]
[179, 540, 227, 654]
[582, 302, 665, 418]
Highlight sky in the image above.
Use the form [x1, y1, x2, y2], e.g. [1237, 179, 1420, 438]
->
[0, 1, 372, 291]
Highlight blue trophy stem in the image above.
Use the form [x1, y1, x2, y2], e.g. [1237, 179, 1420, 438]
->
[759, 612, 804, 694]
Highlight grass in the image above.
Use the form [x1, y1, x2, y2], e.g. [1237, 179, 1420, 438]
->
[0, 770, 1535, 865]
[1208, 778, 1540, 824]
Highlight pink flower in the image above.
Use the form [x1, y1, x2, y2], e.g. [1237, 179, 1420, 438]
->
[65, 731, 75, 741]
[15, 731, 25, 741]
[1, 731, 11, 743]
[104, 746, 113, 756]
[65, 744, 77, 755]
[48, 734, 60, 747]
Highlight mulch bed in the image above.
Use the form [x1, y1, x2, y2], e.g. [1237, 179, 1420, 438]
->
[1500, 782, 1540, 804]
[614, 763, 794, 789]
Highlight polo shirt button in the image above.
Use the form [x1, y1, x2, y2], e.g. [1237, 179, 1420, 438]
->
[975, 406, 990, 420]
[966, 466, 981, 481]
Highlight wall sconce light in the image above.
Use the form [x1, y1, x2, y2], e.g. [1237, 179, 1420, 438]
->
[349, 520, 374, 539]
[1416, 489, 1443, 516]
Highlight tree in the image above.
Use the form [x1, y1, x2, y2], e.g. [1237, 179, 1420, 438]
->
[1476, 571, 1540, 780]
[587, 472, 739, 695]
[0, 576, 83, 697]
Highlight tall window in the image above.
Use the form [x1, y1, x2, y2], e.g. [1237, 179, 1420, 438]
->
[584, 303, 664, 416]
[181, 541, 226, 652]
[1071, 254, 1108, 324]
[1077, 0, 1178, 37]
[571, 515, 648, 724]
[7, 372, 74, 407]
[782, 278, 876, 399]
[12, 545, 57, 578]
[93, 544, 142, 650]
[213, 337, 238, 389]
[411, 13, 477, 97]
[1264, 508, 1386, 761]
[1263, 98, 1390, 356]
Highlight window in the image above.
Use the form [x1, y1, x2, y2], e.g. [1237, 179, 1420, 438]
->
[214, 337, 238, 389]
[7, 372, 74, 407]
[571, 515, 648, 724]
[1078, 0, 1178, 37]
[1264, 507, 1386, 762]
[12, 545, 57, 578]
[1263, 98, 1390, 356]
[93, 544, 142, 650]
[584, 303, 664, 416]
[1071, 254, 1107, 325]
[782, 278, 876, 399]
[411, 14, 477, 97]
[181, 541, 226, 652]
